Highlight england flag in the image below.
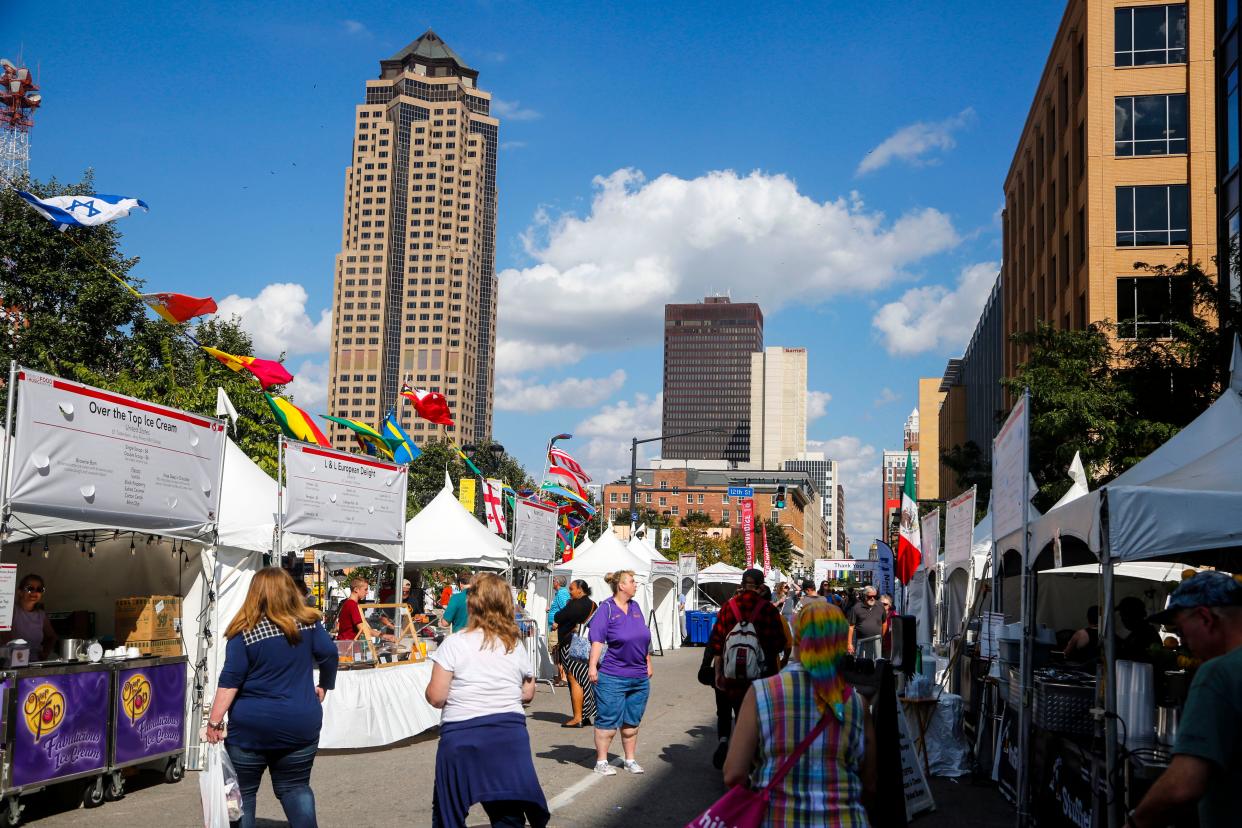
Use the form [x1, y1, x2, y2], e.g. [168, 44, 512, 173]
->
[17, 191, 148, 231]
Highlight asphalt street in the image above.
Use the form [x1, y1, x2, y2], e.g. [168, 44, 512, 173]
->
[14, 646, 1013, 827]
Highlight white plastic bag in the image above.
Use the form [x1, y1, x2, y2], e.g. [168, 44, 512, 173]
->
[200, 743, 243, 827]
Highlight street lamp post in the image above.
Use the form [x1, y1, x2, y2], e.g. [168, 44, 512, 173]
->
[628, 428, 726, 530]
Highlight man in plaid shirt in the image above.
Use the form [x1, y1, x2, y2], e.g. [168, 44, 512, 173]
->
[707, 568, 790, 766]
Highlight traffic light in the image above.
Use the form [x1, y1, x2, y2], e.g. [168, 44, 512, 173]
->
[775, 485, 786, 509]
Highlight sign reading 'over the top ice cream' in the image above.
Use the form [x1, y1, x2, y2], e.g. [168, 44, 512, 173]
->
[8, 369, 227, 538]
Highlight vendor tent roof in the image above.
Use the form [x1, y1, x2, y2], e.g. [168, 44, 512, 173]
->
[403, 473, 510, 569]
[1032, 353, 1242, 564]
[698, 561, 744, 583]
[628, 535, 665, 562]
[563, 530, 651, 577]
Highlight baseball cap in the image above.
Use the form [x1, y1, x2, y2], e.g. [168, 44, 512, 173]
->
[1147, 571, 1242, 624]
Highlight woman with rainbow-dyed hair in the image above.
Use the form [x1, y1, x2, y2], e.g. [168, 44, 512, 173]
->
[723, 601, 876, 826]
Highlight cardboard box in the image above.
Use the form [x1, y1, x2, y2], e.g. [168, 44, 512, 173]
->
[126, 638, 183, 657]
[115, 596, 181, 643]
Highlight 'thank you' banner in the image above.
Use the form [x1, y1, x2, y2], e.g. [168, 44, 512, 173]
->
[283, 441, 407, 545]
[7, 369, 227, 538]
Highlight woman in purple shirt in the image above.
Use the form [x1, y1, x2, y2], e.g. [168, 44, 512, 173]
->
[588, 569, 653, 776]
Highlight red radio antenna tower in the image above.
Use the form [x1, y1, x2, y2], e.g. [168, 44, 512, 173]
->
[0, 58, 42, 185]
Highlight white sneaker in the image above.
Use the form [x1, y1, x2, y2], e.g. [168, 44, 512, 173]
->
[622, 759, 645, 774]
[593, 760, 617, 776]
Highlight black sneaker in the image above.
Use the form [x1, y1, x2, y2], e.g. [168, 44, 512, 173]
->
[712, 739, 729, 769]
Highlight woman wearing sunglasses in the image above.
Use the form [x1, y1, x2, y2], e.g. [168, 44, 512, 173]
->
[0, 575, 58, 660]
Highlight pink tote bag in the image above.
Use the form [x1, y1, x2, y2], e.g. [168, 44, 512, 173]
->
[685, 713, 831, 828]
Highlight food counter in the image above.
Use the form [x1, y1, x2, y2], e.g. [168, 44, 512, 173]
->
[0, 656, 187, 824]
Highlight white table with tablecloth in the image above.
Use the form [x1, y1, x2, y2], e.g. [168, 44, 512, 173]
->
[317, 662, 441, 749]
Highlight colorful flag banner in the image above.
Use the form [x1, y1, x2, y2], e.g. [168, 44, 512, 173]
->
[741, 498, 755, 568]
[17, 190, 148, 231]
[401, 385, 454, 425]
[540, 484, 596, 516]
[140, 292, 217, 325]
[381, 412, 421, 464]
[546, 464, 588, 498]
[762, 521, 771, 575]
[319, 413, 393, 459]
[458, 477, 477, 513]
[483, 478, 507, 535]
[896, 448, 922, 584]
[548, 446, 590, 482]
[200, 345, 293, 389]
[451, 442, 484, 477]
[265, 394, 330, 448]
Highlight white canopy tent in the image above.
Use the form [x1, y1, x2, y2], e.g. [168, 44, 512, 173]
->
[626, 535, 680, 651]
[695, 560, 743, 608]
[556, 532, 656, 645]
[402, 474, 510, 570]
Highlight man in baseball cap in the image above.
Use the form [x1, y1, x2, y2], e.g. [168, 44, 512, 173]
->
[1129, 571, 1242, 828]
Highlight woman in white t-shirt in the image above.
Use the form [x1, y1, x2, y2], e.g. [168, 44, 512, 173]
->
[425, 573, 548, 828]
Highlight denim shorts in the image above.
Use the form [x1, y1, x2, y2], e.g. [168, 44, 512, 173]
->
[594, 672, 650, 730]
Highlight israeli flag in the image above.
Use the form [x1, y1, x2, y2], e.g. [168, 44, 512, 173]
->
[17, 191, 148, 232]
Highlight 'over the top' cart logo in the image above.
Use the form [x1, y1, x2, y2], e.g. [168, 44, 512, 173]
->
[121, 674, 152, 724]
[23, 682, 65, 742]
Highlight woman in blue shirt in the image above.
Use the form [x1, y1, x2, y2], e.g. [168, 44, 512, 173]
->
[588, 569, 653, 776]
[207, 568, 338, 828]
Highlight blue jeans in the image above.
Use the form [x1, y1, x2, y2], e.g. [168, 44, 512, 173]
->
[225, 741, 319, 828]
[593, 673, 650, 730]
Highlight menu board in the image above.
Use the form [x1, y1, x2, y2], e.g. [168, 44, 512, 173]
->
[512, 499, 557, 563]
[992, 393, 1029, 541]
[0, 564, 15, 631]
[283, 441, 407, 545]
[944, 487, 977, 572]
[8, 369, 227, 538]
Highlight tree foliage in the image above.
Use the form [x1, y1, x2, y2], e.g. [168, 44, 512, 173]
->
[725, 518, 793, 572]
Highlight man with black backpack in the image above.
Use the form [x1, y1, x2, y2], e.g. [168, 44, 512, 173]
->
[706, 568, 789, 768]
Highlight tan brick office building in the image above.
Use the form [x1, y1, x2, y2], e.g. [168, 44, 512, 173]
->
[1003, 1, 1216, 377]
[327, 31, 500, 447]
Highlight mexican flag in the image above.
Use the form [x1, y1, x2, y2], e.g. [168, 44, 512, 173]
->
[896, 448, 922, 584]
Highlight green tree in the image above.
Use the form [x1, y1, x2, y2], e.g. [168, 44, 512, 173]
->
[669, 527, 728, 568]
[725, 519, 793, 572]
[681, 510, 713, 528]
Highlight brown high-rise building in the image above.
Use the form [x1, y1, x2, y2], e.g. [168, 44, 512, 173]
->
[1002, 1, 1216, 378]
[326, 31, 499, 448]
[662, 297, 763, 462]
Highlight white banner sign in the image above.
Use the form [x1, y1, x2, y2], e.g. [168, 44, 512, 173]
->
[283, 441, 407, 544]
[991, 393, 1029, 541]
[8, 369, 227, 537]
[650, 559, 678, 578]
[513, 499, 557, 563]
[678, 553, 699, 579]
[944, 486, 976, 572]
[659, 527, 671, 550]
[919, 508, 940, 571]
[0, 564, 15, 631]
[813, 558, 876, 585]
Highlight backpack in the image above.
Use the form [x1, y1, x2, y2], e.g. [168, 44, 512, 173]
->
[722, 598, 766, 681]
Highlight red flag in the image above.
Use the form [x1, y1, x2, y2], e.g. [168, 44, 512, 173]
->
[200, 345, 293, 389]
[401, 386, 454, 425]
[547, 464, 588, 498]
[762, 521, 771, 575]
[548, 447, 591, 482]
[742, 498, 755, 568]
[140, 292, 217, 325]
[896, 448, 922, 584]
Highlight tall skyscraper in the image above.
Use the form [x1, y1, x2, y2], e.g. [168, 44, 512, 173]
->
[784, 453, 842, 556]
[749, 347, 808, 468]
[326, 30, 499, 449]
[661, 297, 763, 461]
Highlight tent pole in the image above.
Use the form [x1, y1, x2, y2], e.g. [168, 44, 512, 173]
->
[276, 437, 284, 561]
[1100, 492, 1120, 828]
[0, 360, 16, 555]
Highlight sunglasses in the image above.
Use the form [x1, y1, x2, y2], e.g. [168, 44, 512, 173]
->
[22, 586, 44, 594]
[865, 595, 877, 601]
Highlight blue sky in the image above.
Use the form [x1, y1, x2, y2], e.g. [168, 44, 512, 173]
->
[3, 1, 1064, 546]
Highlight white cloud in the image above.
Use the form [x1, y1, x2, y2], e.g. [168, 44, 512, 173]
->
[286, 359, 329, 413]
[495, 339, 587, 376]
[492, 99, 541, 121]
[342, 20, 370, 36]
[856, 108, 976, 176]
[500, 141, 528, 150]
[873, 387, 901, 408]
[871, 260, 999, 355]
[807, 390, 831, 421]
[495, 369, 626, 413]
[214, 283, 331, 357]
[498, 168, 958, 356]
[573, 392, 663, 481]
[807, 435, 882, 549]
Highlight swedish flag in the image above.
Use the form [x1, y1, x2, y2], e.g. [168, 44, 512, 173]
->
[382, 412, 422, 464]
[320, 414, 393, 459]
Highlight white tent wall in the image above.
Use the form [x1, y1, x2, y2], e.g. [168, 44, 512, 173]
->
[943, 569, 969, 645]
